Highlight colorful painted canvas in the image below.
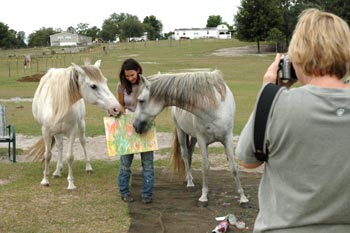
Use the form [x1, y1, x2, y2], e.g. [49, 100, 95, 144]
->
[104, 113, 158, 157]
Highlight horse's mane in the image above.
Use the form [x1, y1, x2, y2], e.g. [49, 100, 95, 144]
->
[147, 70, 227, 110]
[81, 65, 105, 82]
[37, 64, 104, 124]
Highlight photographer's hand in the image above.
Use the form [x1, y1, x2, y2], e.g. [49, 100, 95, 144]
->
[277, 77, 298, 88]
[263, 54, 297, 88]
[263, 53, 283, 85]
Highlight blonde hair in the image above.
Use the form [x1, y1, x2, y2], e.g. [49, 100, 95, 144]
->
[288, 8, 350, 78]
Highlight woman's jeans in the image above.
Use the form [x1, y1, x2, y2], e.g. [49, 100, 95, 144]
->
[118, 151, 154, 199]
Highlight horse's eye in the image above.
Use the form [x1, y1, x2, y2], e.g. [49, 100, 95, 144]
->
[138, 99, 145, 105]
[90, 84, 97, 90]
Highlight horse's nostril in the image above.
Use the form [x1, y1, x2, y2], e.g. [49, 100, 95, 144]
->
[133, 125, 140, 133]
[133, 121, 146, 134]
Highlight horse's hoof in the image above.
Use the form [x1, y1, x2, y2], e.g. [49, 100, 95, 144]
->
[197, 201, 208, 207]
[53, 175, 61, 178]
[86, 170, 93, 174]
[186, 186, 195, 192]
[41, 183, 50, 187]
[239, 202, 251, 209]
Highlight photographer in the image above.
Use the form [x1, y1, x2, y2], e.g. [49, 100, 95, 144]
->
[236, 8, 350, 232]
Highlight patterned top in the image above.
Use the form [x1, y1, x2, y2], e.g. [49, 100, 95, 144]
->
[117, 83, 138, 112]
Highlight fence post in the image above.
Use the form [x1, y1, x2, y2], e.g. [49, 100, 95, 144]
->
[8, 60, 11, 77]
[16, 58, 19, 75]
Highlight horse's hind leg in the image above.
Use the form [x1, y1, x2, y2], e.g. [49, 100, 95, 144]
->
[197, 138, 209, 207]
[187, 136, 197, 168]
[78, 119, 93, 173]
[41, 134, 53, 186]
[53, 134, 63, 178]
[177, 130, 194, 189]
[66, 134, 77, 190]
[224, 134, 249, 208]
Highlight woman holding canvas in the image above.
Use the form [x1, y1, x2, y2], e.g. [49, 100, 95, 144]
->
[116, 58, 154, 204]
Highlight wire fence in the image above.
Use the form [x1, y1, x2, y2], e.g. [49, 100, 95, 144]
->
[3, 53, 104, 77]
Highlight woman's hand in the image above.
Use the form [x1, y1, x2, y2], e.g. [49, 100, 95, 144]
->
[263, 53, 298, 88]
[263, 53, 283, 85]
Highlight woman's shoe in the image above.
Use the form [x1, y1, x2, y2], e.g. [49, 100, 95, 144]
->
[121, 194, 134, 203]
[142, 197, 152, 204]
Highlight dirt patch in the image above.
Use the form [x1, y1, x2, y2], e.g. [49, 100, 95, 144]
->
[213, 45, 275, 57]
[127, 168, 260, 233]
[0, 179, 11, 185]
[1, 133, 262, 232]
[17, 73, 43, 82]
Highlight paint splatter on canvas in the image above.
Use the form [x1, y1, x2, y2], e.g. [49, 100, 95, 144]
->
[104, 113, 158, 157]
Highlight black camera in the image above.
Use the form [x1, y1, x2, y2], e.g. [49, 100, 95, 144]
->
[278, 54, 297, 80]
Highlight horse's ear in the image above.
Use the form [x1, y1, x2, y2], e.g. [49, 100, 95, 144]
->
[71, 63, 84, 79]
[140, 75, 150, 88]
[94, 60, 101, 68]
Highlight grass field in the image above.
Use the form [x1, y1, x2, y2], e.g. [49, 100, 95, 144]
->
[0, 160, 131, 232]
[0, 39, 275, 232]
[0, 39, 275, 136]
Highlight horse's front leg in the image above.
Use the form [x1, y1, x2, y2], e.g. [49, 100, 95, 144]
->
[66, 134, 76, 190]
[177, 131, 194, 189]
[41, 135, 53, 186]
[197, 139, 209, 207]
[78, 119, 93, 173]
[53, 134, 63, 178]
[224, 134, 250, 208]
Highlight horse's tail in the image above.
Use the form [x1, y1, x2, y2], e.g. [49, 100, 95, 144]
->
[170, 130, 186, 179]
[26, 137, 56, 162]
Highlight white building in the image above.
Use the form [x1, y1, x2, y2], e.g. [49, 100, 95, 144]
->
[174, 24, 231, 40]
[50, 32, 92, 47]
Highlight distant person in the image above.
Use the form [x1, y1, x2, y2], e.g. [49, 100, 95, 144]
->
[236, 8, 350, 232]
[116, 58, 154, 204]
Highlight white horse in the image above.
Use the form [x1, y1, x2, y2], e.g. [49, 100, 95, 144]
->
[24, 55, 31, 69]
[28, 60, 121, 190]
[133, 70, 249, 207]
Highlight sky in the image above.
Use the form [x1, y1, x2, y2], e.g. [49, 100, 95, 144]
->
[0, 0, 241, 38]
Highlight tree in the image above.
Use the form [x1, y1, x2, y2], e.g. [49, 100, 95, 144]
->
[235, 0, 282, 53]
[296, 0, 350, 25]
[120, 16, 144, 40]
[100, 13, 129, 42]
[67, 26, 76, 34]
[325, 0, 350, 24]
[73, 23, 100, 41]
[266, 27, 285, 52]
[206, 15, 222, 27]
[143, 15, 163, 40]
[76, 23, 89, 35]
[85, 26, 101, 41]
[0, 22, 26, 48]
[15, 31, 27, 48]
[27, 27, 58, 47]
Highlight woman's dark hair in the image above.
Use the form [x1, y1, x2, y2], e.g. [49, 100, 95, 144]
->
[119, 58, 143, 94]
